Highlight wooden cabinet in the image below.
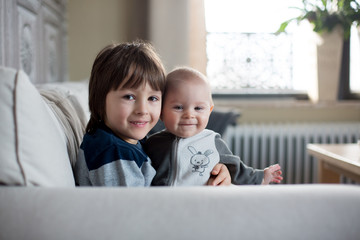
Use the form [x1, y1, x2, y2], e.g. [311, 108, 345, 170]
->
[0, 0, 67, 83]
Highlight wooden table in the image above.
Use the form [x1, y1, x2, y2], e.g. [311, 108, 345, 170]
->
[307, 144, 360, 183]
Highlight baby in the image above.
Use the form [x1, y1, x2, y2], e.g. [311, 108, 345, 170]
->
[144, 67, 283, 186]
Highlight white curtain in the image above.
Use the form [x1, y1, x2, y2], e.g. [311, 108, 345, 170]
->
[148, 0, 207, 74]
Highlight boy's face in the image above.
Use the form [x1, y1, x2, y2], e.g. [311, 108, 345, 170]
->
[161, 79, 213, 138]
[104, 83, 162, 144]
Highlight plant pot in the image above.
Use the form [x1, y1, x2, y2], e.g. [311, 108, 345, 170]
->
[309, 26, 344, 103]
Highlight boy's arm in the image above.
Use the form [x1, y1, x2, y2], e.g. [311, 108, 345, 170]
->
[214, 134, 264, 185]
[74, 150, 92, 186]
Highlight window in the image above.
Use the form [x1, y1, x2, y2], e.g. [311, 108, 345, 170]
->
[205, 0, 360, 97]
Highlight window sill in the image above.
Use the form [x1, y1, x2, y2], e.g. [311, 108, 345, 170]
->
[213, 97, 360, 123]
[214, 98, 360, 109]
[212, 92, 308, 101]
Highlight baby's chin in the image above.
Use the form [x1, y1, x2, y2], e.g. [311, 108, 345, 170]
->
[173, 130, 200, 139]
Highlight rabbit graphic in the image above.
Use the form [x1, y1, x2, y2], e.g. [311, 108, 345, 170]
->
[188, 146, 213, 176]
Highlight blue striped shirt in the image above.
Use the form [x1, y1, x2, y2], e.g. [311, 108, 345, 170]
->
[74, 125, 155, 187]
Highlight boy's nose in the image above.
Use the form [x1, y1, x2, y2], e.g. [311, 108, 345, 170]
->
[135, 100, 149, 115]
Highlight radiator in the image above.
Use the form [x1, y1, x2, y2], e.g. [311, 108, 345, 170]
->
[222, 122, 360, 184]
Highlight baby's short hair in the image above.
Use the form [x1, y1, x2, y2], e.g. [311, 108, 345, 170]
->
[166, 66, 207, 84]
[164, 66, 212, 104]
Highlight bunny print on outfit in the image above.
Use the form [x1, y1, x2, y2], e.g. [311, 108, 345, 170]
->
[144, 129, 264, 186]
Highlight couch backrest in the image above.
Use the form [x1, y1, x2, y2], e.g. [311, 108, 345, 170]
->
[37, 82, 89, 169]
[0, 67, 88, 187]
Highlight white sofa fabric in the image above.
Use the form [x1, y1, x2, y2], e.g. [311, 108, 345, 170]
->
[0, 67, 75, 186]
[1, 66, 360, 240]
[2, 185, 360, 240]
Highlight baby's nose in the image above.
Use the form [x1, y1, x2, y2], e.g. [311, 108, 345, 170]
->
[182, 109, 194, 118]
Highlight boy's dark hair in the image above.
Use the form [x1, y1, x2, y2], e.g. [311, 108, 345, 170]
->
[86, 41, 166, 134]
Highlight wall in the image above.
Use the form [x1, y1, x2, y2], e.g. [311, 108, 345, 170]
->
[68, 0, 129, 81]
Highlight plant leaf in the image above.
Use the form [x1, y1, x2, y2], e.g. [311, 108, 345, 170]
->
[275, 20, 292, 34]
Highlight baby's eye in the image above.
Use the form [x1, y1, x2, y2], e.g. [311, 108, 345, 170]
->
[173, 105, 183, 110]
[195, 106, 204, 111]
[123, 94, 135, 100]
[148, 96, 159, 102]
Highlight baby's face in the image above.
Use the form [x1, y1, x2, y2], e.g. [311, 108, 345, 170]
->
[161, 80, 213, 138]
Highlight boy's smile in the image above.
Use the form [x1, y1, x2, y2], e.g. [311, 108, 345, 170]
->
[104, 83, 162, 144]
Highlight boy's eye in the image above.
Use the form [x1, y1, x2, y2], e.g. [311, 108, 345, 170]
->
[148, 96, 159, 102]
[123, 94, 135, 100]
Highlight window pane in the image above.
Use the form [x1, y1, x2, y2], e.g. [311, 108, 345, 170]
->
[206, 32, 293, 91]
[204, 0, 304, 93]
[205, 0, 301, 33]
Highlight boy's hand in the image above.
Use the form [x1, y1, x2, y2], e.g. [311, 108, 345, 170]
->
[207, 163, 231, 186]
[262, 164, 283, 185]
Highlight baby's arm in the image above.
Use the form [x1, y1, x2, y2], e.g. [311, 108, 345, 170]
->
[262, 164, 283, 184]
[215, 135, 264, 185]
[207, 163, 231, 186]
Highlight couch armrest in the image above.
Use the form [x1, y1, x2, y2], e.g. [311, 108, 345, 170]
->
[1, 185, 360, 240]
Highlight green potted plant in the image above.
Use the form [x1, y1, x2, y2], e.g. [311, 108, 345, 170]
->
[277, 0, 360, 40]
[277, 0, 360, 102]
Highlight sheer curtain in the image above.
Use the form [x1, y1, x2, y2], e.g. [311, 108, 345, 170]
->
[148, 0, 207, 74]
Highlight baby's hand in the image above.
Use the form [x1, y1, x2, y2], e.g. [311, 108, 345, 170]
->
[262, 164, 283, 185]
[207, 163, 231, 186]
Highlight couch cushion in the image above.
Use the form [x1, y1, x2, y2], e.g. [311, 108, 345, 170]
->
[39, 89, 86, 169]
[37, 81, 90, 121]
[36, 81, 89, 169]
[0, 67, 75, 186]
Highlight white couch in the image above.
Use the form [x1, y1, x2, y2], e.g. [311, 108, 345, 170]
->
[1, 66, 360, 240]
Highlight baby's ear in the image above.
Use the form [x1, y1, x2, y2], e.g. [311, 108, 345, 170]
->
[210, 105, 214, 112]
